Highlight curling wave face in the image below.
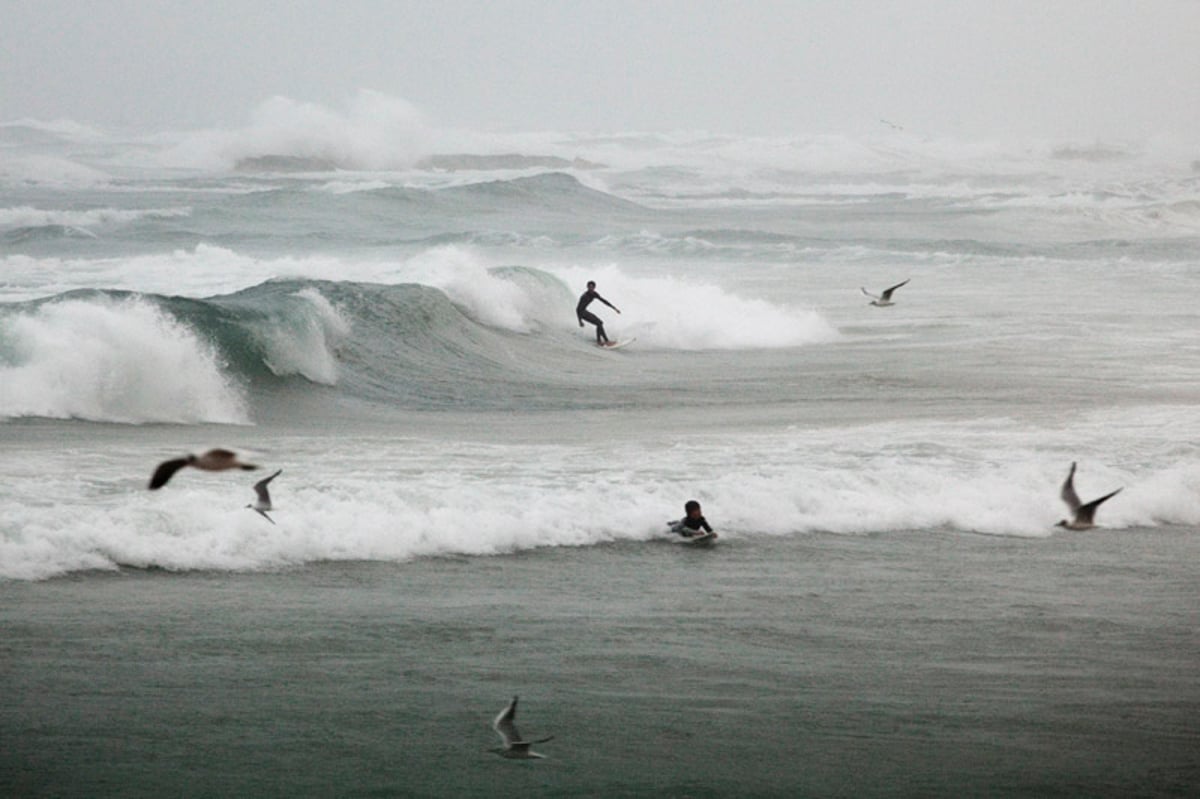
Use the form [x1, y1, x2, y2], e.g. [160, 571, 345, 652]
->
[0, 256, 837, 422]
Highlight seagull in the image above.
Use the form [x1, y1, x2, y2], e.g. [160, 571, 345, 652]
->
[1056, 461, 1122, 530]
[148, 448, 259, 490]
[246, 469, 281, 524]
[861, 279, 910, 307]
[489, 696, 553, 759]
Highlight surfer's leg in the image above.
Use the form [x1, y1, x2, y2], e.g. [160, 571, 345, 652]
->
[580, 310, 606, 343]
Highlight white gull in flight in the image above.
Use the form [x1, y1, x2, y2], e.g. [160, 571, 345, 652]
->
[490, 696, 553, 759]
[1056, 462, 1122, 530]
[861, 278, 910, 306]
[246, 469, 282, 524]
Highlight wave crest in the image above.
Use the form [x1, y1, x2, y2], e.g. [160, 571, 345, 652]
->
[163, 90, 430, 171]
[0, 297, 248, 424]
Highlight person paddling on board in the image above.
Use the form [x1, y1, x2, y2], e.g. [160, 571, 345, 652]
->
[670, 500, 716, 538]
[576, 280, 620, 346]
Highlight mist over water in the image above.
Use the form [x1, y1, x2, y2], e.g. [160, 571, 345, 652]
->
[2, 94, 1200, 797]
[3, 106, 1200, 579]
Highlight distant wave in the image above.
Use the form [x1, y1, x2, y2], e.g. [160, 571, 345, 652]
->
[3, 224, 99, 244]
[0, 155, 110, 186]
[0, 117, 105, 143]
[161, 90, 430, 171]
[416, 153, 606, 171]
[203, 172, 641, 227]
[0, 206, 193, 246]
[0, 206, 192, 228]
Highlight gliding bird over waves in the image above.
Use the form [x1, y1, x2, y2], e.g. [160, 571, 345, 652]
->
[1057, 461, 1122, 530]
[247, 469, 281, 524]
[862, 278, 910, 306]
[148, 448, 259, 490]
[490, 696, 553, 759]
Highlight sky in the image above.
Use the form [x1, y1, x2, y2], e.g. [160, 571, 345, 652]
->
[3, 0, 1200, 141]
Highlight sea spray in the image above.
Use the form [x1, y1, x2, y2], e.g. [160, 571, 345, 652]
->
[0, 297, 248, 424]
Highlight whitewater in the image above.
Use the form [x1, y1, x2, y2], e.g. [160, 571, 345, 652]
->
[3, 101, 1200, 796]
[3, 111, 1200, 579]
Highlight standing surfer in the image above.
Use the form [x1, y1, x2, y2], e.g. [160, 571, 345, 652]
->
[576, 280, 621, 346]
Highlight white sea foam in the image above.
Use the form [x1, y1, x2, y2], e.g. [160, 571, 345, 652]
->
[554, 263, 838, 349]
[0, 246, 334, 302]
[0, 298, 248, 424]
[314, 179, 393, 194]
[3, 408, 1198, 581]
[253, 288, 351, 384]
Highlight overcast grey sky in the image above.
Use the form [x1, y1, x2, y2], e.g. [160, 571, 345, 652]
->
[3, 0, 1199, 140]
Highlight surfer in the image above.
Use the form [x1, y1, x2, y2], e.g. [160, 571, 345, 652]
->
[671, 500, 716, 538]
[576, 281, 620, 345]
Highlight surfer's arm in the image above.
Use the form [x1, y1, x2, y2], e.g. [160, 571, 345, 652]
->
[596, 294, 619, 313]
[699, 517, 713, 533]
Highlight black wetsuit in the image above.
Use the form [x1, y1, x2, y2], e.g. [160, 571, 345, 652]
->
[576, 289, 617, 344]
[676, 515, 713, 536]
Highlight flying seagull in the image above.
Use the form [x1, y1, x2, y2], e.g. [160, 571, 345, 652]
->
[861, 279, 910, 307]
[148, 448, 259, 490]
[490, 696, 553, 759]
[1056, 461, 1122, 530]
[246, 469, 281, 524]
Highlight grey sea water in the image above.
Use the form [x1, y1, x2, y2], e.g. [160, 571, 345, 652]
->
[2, 121, 1199, 795]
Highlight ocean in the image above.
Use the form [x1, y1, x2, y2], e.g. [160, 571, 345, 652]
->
[2, 114, 1199, 796]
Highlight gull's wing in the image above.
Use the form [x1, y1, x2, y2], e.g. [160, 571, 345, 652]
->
[254, 508, 276, 525]
[1060, 462, 1082, 513]
[149, 457, 189, 490]
[861, 287, 879, 299]
[1075, 488, 1122, 526]
[493, 697, 521, 746]
[880, 279, 910, 300]
[253, 469, 282, 504]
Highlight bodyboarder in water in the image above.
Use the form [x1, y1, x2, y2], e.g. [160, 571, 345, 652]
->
[576, 280, 621, 346]
[670, 500, 717, 539]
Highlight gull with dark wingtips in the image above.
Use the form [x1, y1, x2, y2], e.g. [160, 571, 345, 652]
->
[148, 448, 259, 490]
[1056, 461, 1122, 530]
[246, 469, 281, 524]
[489, 696, 553, 759]
[861, 278, 910, 306]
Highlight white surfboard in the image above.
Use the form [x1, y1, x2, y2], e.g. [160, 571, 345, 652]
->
[667, 520, 718, 545]
[598, 337, 636, 350]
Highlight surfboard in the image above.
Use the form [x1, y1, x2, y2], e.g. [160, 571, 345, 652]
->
[598, 337, 636, 350]
[667, 520, 718, 545]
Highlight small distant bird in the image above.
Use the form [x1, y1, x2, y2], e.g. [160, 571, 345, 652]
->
[490, 696, 553, 759]
[862, 279, 910, 307]
[148, 448, 259, 490]
[1056, 461, 1122, 530]
[246, 469, 281, 524]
